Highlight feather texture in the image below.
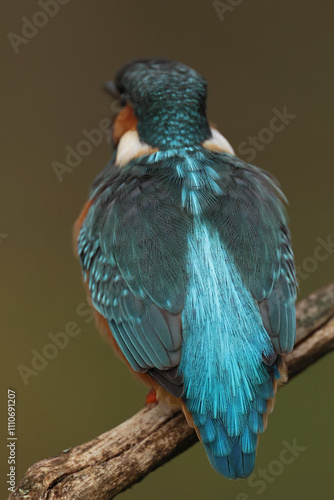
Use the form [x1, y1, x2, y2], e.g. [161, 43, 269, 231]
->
[179, 219, 281, 477]
[76, 146, 296, 478]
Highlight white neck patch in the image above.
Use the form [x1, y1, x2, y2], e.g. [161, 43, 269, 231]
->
[115, 127, 235, 167]
[203, 128, 235, 155]
[115, 130, 157, 167]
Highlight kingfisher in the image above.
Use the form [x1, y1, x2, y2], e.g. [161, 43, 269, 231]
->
[74, 59, 296, 479]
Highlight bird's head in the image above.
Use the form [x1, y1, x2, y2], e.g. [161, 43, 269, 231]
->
[105, 59, 211, 150]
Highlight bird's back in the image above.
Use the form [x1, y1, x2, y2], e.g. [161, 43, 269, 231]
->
[180, 215, 282, 478]
[75, 58, 296, 481]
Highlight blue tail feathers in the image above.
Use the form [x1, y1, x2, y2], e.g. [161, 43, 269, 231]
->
[190, 362, 280, 479]
[179, 220, 281, 479]
[194, 415, 256, 479]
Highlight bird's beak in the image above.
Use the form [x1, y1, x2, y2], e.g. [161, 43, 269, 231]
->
[104, 81, 119, 99]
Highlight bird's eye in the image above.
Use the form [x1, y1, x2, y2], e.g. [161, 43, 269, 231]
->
[120, 94, 128, 106]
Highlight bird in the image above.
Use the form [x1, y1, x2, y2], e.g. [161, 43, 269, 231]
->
[74, 58, 296, 479]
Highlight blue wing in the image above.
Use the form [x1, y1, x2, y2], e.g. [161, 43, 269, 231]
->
[78, 149, 296, 405]
[78, 163, 190, 396]
[207, 153, 297, 354]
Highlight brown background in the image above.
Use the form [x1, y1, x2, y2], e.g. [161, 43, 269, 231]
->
[1, 1, 333, 498]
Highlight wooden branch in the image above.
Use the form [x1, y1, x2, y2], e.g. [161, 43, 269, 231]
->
[9, 282, 334, 500]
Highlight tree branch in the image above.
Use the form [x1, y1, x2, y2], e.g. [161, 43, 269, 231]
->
[9, 282, 334, 500]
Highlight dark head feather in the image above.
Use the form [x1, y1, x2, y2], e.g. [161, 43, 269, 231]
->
[113, 58, 211, 149]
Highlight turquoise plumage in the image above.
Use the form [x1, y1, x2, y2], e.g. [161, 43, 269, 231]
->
[75, 59, 297, 480]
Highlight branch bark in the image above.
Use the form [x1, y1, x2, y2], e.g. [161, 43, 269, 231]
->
[9, 282, 334, 500]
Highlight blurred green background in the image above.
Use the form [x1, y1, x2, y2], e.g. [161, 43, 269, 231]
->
[1, 1, 333, 498]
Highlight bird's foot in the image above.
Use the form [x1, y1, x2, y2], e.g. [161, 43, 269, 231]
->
[145, 388, 158, 405]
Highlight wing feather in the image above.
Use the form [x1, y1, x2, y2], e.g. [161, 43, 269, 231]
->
[78, 164, 189, 396]
[207, 153, 297, 354]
